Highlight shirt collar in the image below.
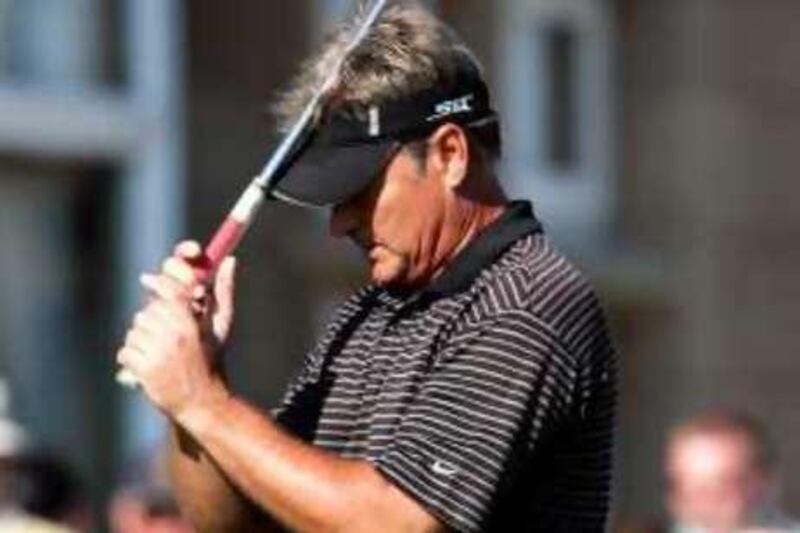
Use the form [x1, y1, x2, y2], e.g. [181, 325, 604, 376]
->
[419, 200, 542, 300]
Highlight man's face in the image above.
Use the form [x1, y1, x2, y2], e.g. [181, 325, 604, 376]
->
[666, 433, 768, 532]
[329, 143, 449, 289]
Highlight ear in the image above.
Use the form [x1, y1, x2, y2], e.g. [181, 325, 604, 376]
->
[428, 123, 470, 190]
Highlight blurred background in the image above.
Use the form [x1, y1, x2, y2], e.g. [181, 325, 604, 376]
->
[0, 0, 798, 531]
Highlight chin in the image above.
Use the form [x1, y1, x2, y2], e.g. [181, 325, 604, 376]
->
[370, 267, 410, 288]
[370, 271, 400, 287]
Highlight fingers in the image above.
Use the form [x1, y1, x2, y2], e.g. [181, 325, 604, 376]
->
[123, 327, 149, 353]
[163, 256, 196, 286]
[117, 299, 196, 370]
[214, 256, 237, 311]
[117, 307, 154, 370]
[141, 273, 191, 303]
[212, 256, 237, 341]
[165, 242, 219, 290]
[125, 301, 185, 346]
[174, 240, 203, 260]
[143, 244, 237, 331]
[116, 345, 144, 374]
[167, 241, 209, 288]
[133, 303, 173, 331]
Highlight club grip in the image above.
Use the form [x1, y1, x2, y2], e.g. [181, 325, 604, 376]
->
[193, 218, 246, 283]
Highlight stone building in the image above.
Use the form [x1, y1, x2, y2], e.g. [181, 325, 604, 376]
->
[0, 0, 798, 527]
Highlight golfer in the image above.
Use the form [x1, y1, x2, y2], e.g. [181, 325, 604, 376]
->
[117, 3, 617, 532]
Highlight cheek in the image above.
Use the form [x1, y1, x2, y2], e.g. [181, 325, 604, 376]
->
[370, 182, 422, 248]
[369, 153, 444, 260]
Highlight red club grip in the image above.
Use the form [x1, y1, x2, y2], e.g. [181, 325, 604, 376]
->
[192, 217, 246, 283]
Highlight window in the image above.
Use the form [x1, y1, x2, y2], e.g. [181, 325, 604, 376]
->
[0, 0, 185, 513]
[0, 0, 110, 87]
[498, 0, 615, 256]
[543, 22, 578, 170]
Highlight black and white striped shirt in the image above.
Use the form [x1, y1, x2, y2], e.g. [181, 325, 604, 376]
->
[276, 201, 617, 532]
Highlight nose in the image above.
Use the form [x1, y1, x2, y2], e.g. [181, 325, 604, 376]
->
[329, 199, 359, 238]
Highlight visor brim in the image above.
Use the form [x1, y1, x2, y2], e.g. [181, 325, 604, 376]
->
[271, 138, 399, 208]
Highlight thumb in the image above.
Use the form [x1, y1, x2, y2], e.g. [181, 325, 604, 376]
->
[212, 256, 237, 341]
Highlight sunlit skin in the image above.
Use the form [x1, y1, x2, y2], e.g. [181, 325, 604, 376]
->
[666, 432, 770, 533]
[330, 124, 507, 290]
[115, 123, 506, 532]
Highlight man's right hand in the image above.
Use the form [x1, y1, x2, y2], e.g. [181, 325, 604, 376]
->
[163, 240, 237, 351]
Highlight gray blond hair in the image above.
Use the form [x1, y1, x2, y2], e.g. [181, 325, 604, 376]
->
[273, 1, 499, 156]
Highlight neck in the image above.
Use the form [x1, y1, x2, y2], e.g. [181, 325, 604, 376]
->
[430, 194, 507, 282]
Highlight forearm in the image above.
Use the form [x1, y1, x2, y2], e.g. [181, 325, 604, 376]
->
[175, 391, 438, 533]
[119, 258, 438, 531]
[167, 422, 283, 532]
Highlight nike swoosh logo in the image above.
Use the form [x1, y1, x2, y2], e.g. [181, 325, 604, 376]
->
[431, 460, 459, 477]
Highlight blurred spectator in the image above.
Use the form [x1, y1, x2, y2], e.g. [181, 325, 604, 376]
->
[665, 410, 800, 533]
[0, 380, 75, 532]
[109, 446, 193, 533]
[16, 453, 92, 531]
[109, 485, 193, 533]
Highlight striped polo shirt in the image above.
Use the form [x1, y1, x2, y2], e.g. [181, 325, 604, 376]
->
[275, 201, 617, 532]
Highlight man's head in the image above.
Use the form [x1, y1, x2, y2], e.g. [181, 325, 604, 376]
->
[665, 410, 779, 532]
[273, 2, 506, 289]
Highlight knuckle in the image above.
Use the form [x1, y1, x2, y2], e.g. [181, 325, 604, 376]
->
[167, 256, 186, 270]
[176, 240, 201, 258]
[117, 347, 133, 365]
[164, 261, 187, 283]
[145, 276, 165, 295]
[162, 257, 176, 272]
[192, 284, 208, 298]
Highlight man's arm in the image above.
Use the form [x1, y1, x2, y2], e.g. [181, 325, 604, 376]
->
[172, 384, 443, 533]
[117, 246, 445, 533]
[167, 423, 282, 532]
[129, 246, 272, 531]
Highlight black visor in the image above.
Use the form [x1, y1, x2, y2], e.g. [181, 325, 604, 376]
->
[271, 128, 401, 208]
[271, 60, 498, 208]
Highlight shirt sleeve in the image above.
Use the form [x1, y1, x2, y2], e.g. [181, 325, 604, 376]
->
[371, 309, 577, 532]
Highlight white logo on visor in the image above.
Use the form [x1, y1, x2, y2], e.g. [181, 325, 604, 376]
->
[427, 94, 475, 122]
[368, 106, 381, 137]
